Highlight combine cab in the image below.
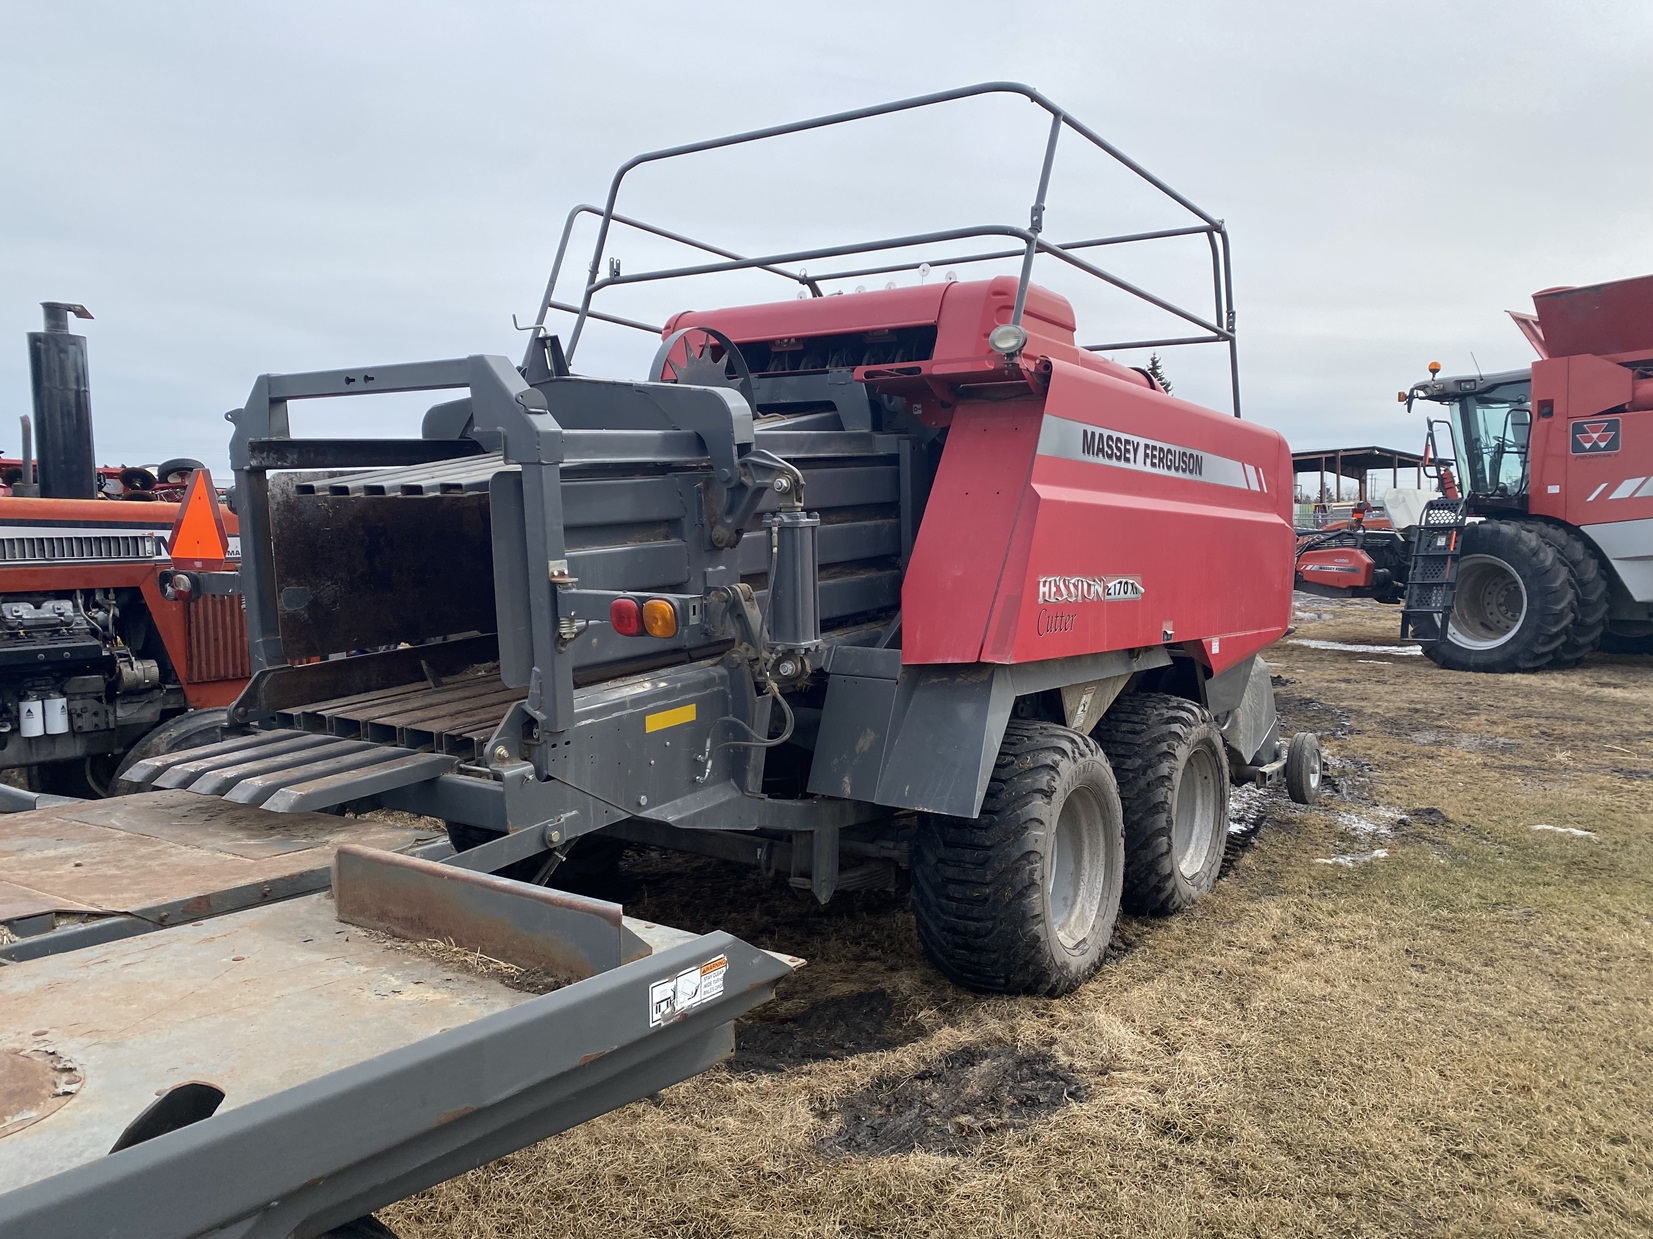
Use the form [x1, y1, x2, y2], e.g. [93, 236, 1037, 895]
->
[121, 84, 1319, 996]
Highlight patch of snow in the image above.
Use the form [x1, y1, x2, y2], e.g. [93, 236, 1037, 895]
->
[1315, 848, 1389, 867]
[1333, 806, 1400, 836]
[1227, 783, 1272, 836]
[1530, 824, 1597, 839]
[1286, 639, 1422, 656]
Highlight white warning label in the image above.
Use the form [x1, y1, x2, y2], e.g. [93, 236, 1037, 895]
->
[649, 954, 728, 1026]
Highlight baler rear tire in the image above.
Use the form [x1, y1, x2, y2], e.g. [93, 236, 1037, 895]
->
[1531, 523, 1609, 667]
[1427, 520, 1574, 673]
[1092, 693, 1229, 916]
[911, 720, 1124, 997]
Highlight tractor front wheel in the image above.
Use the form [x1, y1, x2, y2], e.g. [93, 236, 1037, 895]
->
[911, 720, 1124, 996]
[1429, 520, 1574, 673]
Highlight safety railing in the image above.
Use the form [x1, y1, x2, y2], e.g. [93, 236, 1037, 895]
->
[527, 81, 1243, 416]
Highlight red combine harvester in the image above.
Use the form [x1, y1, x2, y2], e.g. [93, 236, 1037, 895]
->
[1297, 272, 1653, 670]
[1, 303, 247, 797]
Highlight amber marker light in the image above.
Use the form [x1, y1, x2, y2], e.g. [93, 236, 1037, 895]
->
[642, 598, 679, 638]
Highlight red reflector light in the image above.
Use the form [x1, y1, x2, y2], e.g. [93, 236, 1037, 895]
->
[609, 597, 642, 636]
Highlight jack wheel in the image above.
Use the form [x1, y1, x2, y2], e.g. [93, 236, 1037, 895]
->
[911, 720, 1124, 996]
[1093, 693, 1230, 915]
[1285, 732, 1322, 805]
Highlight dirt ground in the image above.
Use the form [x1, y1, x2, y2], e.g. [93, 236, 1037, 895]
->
[386, 597, 1653, 1239]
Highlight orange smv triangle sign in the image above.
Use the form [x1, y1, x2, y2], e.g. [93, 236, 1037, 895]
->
[168, 468, 230, 569]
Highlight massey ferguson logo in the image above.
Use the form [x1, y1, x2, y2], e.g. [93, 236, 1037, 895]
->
[1572, 417, 1621, 454]
[1037, 575, 1145, 604]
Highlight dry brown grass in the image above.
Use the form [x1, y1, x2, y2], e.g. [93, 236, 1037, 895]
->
[386, 599, 1653, 1238]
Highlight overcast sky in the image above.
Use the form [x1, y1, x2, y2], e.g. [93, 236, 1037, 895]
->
[3, 1, 1651, 486]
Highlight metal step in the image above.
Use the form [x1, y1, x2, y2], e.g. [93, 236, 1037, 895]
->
[120, 729, 458, 813]
[1399, 498, 1469, 646]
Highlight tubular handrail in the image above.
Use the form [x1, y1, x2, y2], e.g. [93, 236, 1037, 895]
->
[530, 82, 1242, 416]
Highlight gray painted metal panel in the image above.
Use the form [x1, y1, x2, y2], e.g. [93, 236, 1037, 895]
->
[333, 845, 651, 980]
[872, 665, 1015, 817]
[1581, 516, 1653, 602]
[1216, 655, 1278, 766]
[823, 648, 1173, 818]
[806, 674, 902, 800]
[0, 854, 792, 1239]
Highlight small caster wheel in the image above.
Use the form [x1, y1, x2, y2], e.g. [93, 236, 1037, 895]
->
[1285, 732, 1322, 805]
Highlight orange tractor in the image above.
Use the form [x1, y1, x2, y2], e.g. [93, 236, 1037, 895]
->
[0, 303, 247, 798]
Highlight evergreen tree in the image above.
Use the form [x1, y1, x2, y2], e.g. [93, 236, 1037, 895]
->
[1145, 352, 1172, 395]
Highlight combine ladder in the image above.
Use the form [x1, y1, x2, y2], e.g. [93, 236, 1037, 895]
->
[1399, 497, 1470, 648]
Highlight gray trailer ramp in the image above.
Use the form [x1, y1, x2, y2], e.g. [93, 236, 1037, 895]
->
[0, 800, 795, 1239]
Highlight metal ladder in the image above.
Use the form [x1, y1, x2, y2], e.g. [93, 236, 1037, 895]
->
[1399, 498, 1470, 647]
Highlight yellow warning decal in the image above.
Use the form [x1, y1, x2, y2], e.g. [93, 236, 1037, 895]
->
[644, 703, 697, 733]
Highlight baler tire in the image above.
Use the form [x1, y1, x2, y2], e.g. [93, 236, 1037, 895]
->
[111, 708, 230, 795]
[1530, 523, 1609, 667]
[1427, 520, 1574, 673]
[911, 720, 1124, 997]
[1285, 732, 1323, 805]
[1092, 693, 1229, 916]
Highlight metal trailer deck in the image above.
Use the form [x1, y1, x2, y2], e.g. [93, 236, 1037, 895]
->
[0, 797, 795, 1239]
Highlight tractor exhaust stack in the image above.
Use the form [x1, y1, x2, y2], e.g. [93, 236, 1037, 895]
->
[27, 301, 98, 499]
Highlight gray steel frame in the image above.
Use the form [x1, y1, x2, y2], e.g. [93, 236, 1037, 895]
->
[0, 846, 792, 1239]
[528, 81, 1243, 417]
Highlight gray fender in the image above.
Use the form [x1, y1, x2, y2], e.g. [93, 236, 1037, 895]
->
[1207, 654, 1279, 767]
[806, 646, 1170, 819]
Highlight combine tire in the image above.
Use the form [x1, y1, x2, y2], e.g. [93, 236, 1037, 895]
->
[1092, 693, 1229, 915]
[1429, 520, 1574, 673]
[911, 720, 1124, 996]
[110, 708, 230, 794]
[1531, 523, 1609, 667]
[1285, 732, 1322, 805]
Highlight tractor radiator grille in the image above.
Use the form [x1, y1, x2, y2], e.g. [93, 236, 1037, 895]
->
[0, 532, 161, 563]
[187, 594, 251, 682]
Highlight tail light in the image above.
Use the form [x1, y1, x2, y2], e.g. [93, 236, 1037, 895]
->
[609, 597, 642, 636]
[641, 599, 678, 638]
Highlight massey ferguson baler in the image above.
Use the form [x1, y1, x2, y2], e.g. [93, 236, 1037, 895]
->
[122, 84, 1320, 997]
